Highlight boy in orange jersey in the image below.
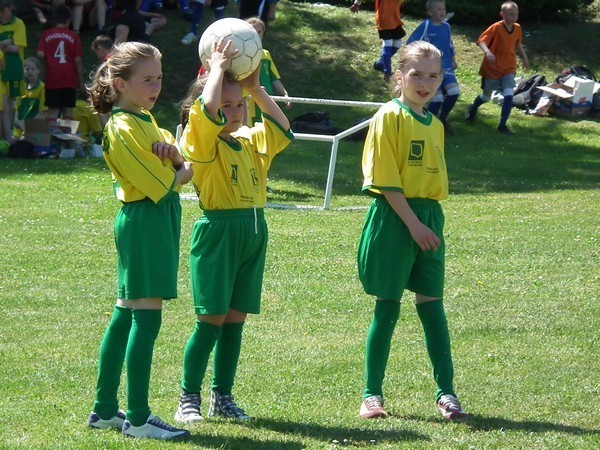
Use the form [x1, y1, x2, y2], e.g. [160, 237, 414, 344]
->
[465, 1, 529, 134]
[350, 0, 405, 80]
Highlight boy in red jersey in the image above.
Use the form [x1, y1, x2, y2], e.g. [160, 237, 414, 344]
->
[37, 5, 84, 120]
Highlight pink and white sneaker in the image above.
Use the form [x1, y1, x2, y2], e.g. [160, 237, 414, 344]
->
[437, 394, 469, 421]
[359, 395, 388, 419]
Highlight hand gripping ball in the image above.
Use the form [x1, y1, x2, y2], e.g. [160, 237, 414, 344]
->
[198, 18, 263, 81]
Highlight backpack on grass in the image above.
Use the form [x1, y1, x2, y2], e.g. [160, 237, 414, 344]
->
[513, 74, 547, 110]
[8, 140, 36, 159]
[290, 111, 340, 135]
[555, 66, 596, 84]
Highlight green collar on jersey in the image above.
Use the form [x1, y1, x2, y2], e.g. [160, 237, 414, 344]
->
[392, 99, 433, 126]
[219, 135, 242, 151]
[111, 108, 152, 122]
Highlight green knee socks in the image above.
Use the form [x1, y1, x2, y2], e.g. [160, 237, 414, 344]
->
[93, 305, 132, 419]
[212, 322, 245, 395]
[363, 300, 400, 399]
[416, 300, 455, 401]
[125, 309, 162, 426]
[181, 321, 222, 394]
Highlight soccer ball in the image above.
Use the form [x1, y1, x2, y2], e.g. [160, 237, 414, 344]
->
[198, 18, 263, 81]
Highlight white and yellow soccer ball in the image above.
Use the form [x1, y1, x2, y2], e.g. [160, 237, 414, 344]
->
[198, 18, 263, 81]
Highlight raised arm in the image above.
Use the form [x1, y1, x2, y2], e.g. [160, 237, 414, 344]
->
[202, 38, 237, 119]
[240, 66, 290, 130]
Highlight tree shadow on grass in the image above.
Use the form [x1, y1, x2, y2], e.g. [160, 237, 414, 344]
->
[249, 417, 428, 446]
[403, 413, 600, 436]
[187, 433, 304, 449]
[446, 114, 600, 194]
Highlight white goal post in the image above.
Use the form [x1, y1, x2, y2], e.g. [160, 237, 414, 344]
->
[271, 95, 384, 210]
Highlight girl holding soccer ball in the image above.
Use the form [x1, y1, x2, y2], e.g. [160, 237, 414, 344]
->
[174, 37, 293, 423]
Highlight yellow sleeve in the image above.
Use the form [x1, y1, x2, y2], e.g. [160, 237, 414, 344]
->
[13, 19, 27, 47]
[38, 83, 47, 112]
[180, 97, 226, 163]
[242, 114, 293, 170]
[362, 103, 404, 196]
[104, 112, 177, 204]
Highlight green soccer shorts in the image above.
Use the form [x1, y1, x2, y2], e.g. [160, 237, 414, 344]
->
[189, 208, 268, 315]
[358, 197, 445, 300]
[115, 191, 181, 300]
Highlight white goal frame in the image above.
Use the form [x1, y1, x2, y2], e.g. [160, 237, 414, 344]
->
[270, 95, 384, 210]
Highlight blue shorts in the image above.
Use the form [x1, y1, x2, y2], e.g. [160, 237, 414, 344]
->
[481, 74, 516, 94]
[438, 70, 458, 93]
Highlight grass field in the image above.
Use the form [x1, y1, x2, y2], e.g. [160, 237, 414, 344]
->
[0, 1, 599, 449]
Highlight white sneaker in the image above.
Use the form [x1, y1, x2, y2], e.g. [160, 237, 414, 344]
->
[359, 395, 388, 419]
[208, 390, 251, 421]
[181, 32, 197, 45]
[122, 414, 191, 440]
[88, 409, 126, 429]
[437, 394, 469, 421]
[174, 390, 203, 424]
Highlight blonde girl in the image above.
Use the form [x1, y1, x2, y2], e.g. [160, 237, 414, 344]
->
[358, 41, 468, 421]
[87, 41, 193, 441]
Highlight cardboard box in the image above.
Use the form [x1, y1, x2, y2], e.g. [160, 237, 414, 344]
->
[538, 77, 600, 118]
[24, 119, 87, 155]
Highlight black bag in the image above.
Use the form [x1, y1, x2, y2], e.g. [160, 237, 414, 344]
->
[555, 66, 596, 84]
[290, 111, 340, 135]
[8, 140, 36, 159]
[513, 74, 547, 110]
[347, 117, 371, 142]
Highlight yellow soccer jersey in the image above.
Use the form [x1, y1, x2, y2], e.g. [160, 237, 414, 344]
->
[73, 99, 103, 141]
[103, 108, 180, 204]
[362, 99, 448, 201]
[15, 80, 46, 120]
[180, 97, 293, 210]
[0, 16, 26, 82]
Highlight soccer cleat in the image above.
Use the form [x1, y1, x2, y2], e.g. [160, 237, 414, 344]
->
[181, 32, 197, 45]
[174, 390, 203, 424]
[359, 395, 388, 419]
[437, 394, 469, 421]
[465, 104, 476, 123]
[88, 409, 126, 430]
[122, 414, 191, 440]
[373, 60, 384, 74]
[497, 125, 514, 135]
[208, 390, 251, 421]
